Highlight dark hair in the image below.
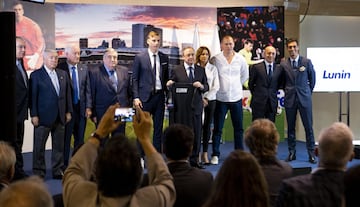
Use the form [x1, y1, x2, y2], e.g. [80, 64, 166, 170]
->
[95, 134, 142, 197]
[244, 38, 254, 45]
[285, 38, 298, 47]
[163, 124, 194, 160]
[203, 150, 270, 207]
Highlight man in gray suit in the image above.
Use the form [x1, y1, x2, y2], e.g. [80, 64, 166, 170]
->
[30, 49, 73, 179]
[280, 38, 316, 164]
[58, 45, 92, 168]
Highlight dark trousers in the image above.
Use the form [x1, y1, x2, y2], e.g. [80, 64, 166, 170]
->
[63, 103, 87, 167]
[33, 121, 65, 177]
[138, 92, 165, 156]
[202, 100, 216, 152]
[14, 122, 26, 178]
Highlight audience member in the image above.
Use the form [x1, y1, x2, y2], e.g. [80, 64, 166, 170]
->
[202, 150, 270, 207]
[210, 35, 248, 165]
[195, 46, 219, 165]
[58, 45, 92, 168]
[167, 46, 209, 169]
[245, 118, 292, 206]
[276, 122, 354, 207]
[0, 141, 16, 191]
[0, 176, 54, 207]
[249, 45, 282, 122]
[132, 30, 169, 158]
[13, 1, 45, 70]
[280, 38, 317, 164]
[62, 103, 176, 207]
[344, 164, 360, 207]
[14, 36, 29, 180]
[162, 124, 214, 207]
[89, 48, 131, 136]
[30, 49, 73, 179]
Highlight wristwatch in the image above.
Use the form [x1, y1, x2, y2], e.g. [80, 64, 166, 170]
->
[91, 132, 102, 142]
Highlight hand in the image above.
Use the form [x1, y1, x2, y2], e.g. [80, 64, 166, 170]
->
[65, 113, 72, 123]
[133, 98, 142, 109]
[193, 81, 203, 89]
[26, 53, 39, 69]
[203, 98, 208, 107]
[31, 116, 39, 127]
[85, 108, 92, 118]
[132, 107, 152, 143]
[95, 103, 122, 138]
[166, 80, 174, 87]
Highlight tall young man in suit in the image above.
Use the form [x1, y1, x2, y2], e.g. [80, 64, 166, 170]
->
[89, 48, 131, 136]
[132, 31, 169, 154]
[280, 38, 316, 164]
[249, 45, 282, 122]
[276, 122, 354, 207]
[167, 46, 209, 169]
[14, 36, 29, 180]
[58, 45, 92, 168]
[30, 49, 73, 179]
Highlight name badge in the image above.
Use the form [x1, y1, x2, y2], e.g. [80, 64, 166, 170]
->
[176, 88, 188, 93]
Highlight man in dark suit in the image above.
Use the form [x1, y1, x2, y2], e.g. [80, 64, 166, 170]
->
[89, 47, 131, 136]
[132, 30, 169, 154]
[167, 46, 209, 169]
[280, 38, 316, 164]
[249, 45, 282, 122]
[30, 49, 73, 179]
[14, 36, 29, 180]
[276, 122, 354, 207]
[58, 45, 92, 168]
[142, 124, 213, 207]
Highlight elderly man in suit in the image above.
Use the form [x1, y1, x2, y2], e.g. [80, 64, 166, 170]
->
[280, 38, 316, 164]
[58, 45, 92, 168]
[30, 49, 73, 179]
[276, 122, 354, 207]
[249, 45, 282, 122]
[167, 46, 209, 169]
[89, 47, 131, 136]
[132, 30, 169, 154]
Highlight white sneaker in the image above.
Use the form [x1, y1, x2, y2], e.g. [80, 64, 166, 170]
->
[210, 156, 219, 165]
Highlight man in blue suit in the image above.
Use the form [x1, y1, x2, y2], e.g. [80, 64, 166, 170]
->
[30, 49, 73, 179]
[89, 48, 131, 136]
[249, 45, 282, 122]
[280, 38, 316, 164]
[132, 30, 169, 154]
[58, 45, 92, 168]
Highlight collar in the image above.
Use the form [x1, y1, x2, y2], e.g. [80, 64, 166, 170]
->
[148, 48, 158, 56]
[184, 62, 194, 69]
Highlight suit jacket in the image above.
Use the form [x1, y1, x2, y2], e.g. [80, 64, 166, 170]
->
[58, 62, 92, 118]
[132, 50, 169, 102]
[249, 62, 282, 112]
[15, 60, 29, 123]
[29, 67, 73, 126]
[89, 65, 131, 119]
[170, 64, 208, 115]
[280, 56, 316, 108]
[167, 162, 213, 207]
[276, 169, 344, 207]
[63, 142, 176, 207]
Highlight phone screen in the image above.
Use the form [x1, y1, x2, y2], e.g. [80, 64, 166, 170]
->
[114, 107, 135, 122]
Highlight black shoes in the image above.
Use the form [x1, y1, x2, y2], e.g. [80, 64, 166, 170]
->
[191, 162, 206, 169]
[309, 155, 317, 164]
[285, 152, 296, 162]
[53, 171, 64, 180]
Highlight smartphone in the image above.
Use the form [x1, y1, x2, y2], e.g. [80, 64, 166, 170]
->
[114, 107, 135, 122]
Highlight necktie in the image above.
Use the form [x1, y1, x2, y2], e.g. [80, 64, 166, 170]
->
[17, 62, 27, 87]
[109, 70, 117, 91]
[71, 66, 79, 104]
[153, 54, 157, 91]
[50, 71, 60, 95]
[268, 64, 272, 79]
[292, 60, 296, 68]
[188, 66, 194, 82]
